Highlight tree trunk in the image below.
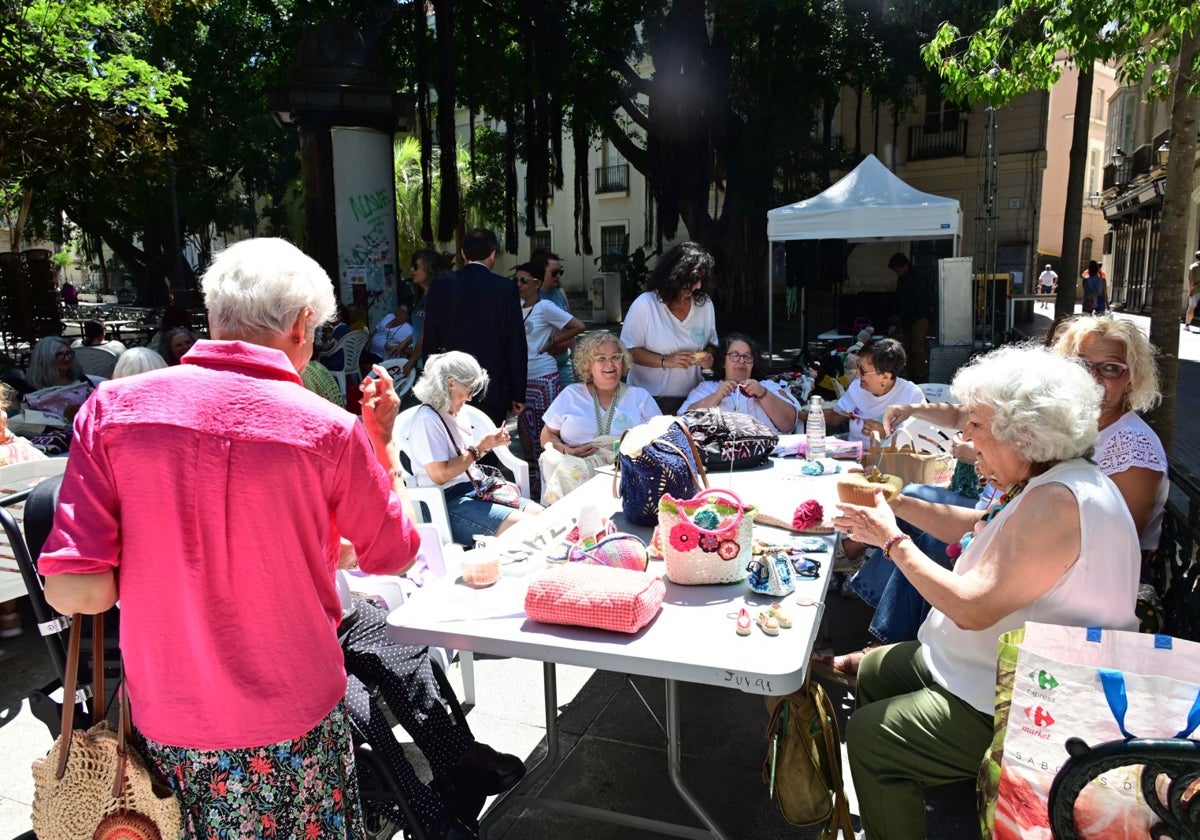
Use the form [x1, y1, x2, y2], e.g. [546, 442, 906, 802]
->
[10, 188, 32, 252]
[1146, 25, 1200, 453]
[1052, 64, 1093, 328]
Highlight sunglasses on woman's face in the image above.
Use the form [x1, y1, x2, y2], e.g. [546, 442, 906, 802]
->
[1076, 358, 1129, 381]
[551, 268, 565, 277]
[515, 275, 539, 285]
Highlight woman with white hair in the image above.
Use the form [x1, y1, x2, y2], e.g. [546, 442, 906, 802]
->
[40, 237, 421, 839]
[408, 351, 543, 546]
[836, 345, 1140, 840]
[110, 346, 168, 379]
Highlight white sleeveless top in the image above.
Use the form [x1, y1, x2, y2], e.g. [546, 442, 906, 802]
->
[918, 459, 1140, 713]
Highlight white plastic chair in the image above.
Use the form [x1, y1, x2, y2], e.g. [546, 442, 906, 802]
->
[328, 329, 369, 405]
[0, 459, 70, 604]
[458, 404, 531, 496]
[917, 382, 954, 403]
[336, 524, 474, 704]
[375, 357, 418, 400]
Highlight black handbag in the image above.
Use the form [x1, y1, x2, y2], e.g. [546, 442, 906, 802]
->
[613, 417, 708, 526]
[679, 408, 779, 470]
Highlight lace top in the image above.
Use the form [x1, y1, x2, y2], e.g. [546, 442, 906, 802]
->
[1096, 412, 1168, 550]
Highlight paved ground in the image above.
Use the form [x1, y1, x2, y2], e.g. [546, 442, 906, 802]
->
[1, 307, 1195, 840]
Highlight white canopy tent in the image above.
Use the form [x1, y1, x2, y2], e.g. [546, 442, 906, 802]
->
[765, 154, 962, 357]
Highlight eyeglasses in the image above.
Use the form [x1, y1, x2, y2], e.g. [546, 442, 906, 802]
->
[55, 350, 75, 360]
[593, 354, 624, 366]
[515, 275, 539, 285]
[746, 555, 821, 590]
[1076, 358, 1129, 381]
[551, 269, 565, 277]
[726, 352, 754, 364]
[857, 365, 877, 376]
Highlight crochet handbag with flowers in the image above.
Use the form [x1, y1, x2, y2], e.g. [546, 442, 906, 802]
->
[658, 488, 758, 585]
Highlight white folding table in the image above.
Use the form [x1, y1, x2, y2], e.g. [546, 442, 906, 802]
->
[386, 462, 840, 838]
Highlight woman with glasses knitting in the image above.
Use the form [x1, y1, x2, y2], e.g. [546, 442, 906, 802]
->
[835, 344, 1140, 840]
[680, 333, 800, 434]
[513, 262, 585, 475]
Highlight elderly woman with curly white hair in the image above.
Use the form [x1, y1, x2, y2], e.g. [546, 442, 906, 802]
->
[408, 351, 543, 546]
[834, 345, 1140, 840]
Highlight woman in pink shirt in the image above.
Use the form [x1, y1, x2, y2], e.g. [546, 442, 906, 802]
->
[40, 238, 421, 839]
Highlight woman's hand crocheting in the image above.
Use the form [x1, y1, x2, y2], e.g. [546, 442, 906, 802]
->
[832, 490, 902, 549]
[564, 441, 598, 457]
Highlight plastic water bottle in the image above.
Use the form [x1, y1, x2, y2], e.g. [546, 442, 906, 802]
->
[806, 396, 826, 461]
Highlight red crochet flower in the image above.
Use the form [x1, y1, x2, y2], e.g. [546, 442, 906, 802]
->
[669, 522, 700, 552]
[699, 533, 720, 553]
[718, 540, 740, 561]
[792, 500, 825, 531]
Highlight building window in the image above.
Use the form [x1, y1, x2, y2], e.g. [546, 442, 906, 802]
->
[596, 141, 630, 193]
[1093, 89, 1105, 121]
[1080, 236, 1093, 268]
[1088, 149, 1100, 196]
[599, 224, 628, 272]
[531, 229, 552, 253]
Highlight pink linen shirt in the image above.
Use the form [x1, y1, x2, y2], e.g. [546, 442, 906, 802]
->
[39, 340, 420, 749]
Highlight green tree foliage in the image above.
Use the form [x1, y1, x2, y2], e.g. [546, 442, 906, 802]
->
[922, 0, 1200, 448]
[411, 0, 991, 327]
[0, 0, 186, 248]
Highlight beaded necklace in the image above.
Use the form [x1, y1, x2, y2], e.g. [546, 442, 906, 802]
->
[946, 481, 1026, 559]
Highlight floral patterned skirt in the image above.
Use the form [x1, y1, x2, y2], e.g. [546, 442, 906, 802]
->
[138, 702, 364, 840]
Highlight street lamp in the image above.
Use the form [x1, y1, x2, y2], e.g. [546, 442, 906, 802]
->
[1156, 140, 1170, 167]
[1086, 192, 1103, 209]
[1111, 148, 1128, 187]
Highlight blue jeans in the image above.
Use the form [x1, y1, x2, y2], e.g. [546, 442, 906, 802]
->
[847, 484, 984, 644]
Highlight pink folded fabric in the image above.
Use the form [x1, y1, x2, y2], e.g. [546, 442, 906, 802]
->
[524, 564, 666, 634]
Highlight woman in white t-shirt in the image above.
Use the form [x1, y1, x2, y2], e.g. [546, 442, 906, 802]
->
[619, 242, 718, 414]
[366, 302, 413, 367]
[514, 262, 585, 467]
[539, 331, 660, 503]
[806, 337, 924, 445]
[681, 333, 799, 433]
[406, 352, 543, 547]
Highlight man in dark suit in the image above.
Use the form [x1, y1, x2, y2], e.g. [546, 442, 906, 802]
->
[423, 229, 527, 425]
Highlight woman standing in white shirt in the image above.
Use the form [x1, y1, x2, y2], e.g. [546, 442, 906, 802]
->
[619, 242, 718, 414]
[681, 333, 799, 433]
[514, 262, 585, 467]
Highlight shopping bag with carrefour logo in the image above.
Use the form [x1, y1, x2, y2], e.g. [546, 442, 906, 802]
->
[978, 622, 1200, 840]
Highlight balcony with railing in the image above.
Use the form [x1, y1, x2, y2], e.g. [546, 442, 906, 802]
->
[907, 119, 968, 161]
[595, 164, 630, 194]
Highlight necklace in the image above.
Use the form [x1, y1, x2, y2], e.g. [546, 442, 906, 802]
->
[946, 481, 1026, 559]
[590, 383, 624, 437]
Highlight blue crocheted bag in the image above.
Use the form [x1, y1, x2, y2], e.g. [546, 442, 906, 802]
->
[614, 416, 707, 527]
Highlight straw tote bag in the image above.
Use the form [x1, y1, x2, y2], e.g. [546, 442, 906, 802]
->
[860, 429, 954, 488]
[31, 614, 182, 840]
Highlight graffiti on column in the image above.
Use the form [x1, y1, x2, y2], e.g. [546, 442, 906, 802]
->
[344, 188, 396, 325]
